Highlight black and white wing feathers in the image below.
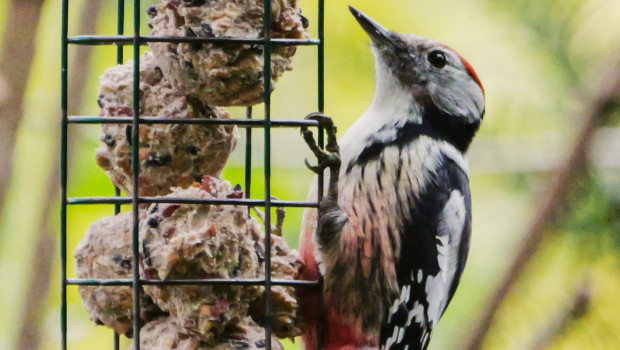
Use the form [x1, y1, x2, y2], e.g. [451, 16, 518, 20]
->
[380, 153, 472, 350]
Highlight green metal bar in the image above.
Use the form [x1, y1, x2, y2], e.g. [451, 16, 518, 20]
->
[67, 35, 320, 46]
[114, 0, 125, 216]
[317, 0, 326, 194]
[117, 0, 125, 63]
[316, 0, 326, 202]
[66, 116, 320, 127]
[60, 0, 69, 348]
[316, 2, 326, 349]
[114, 3, 125, 347]
[245, 107, 253, 216]
[262, 0, 273, 348]
[318, 0, 325, 114]
[131, 0, 141, 347]
[66, 278, 321, 287]
[66, 196, 318, 208]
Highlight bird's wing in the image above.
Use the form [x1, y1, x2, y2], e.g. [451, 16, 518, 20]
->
[380, 154, 472, 350]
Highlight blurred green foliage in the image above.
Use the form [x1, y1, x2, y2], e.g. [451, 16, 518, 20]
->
[0, 0, 619, 349]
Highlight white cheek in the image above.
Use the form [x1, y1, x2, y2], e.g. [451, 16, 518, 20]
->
[428, 71, 483, 123]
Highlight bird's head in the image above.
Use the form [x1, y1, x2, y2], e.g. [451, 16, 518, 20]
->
[350, 6, 485, 152]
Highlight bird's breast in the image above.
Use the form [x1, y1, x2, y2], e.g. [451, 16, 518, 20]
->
[341, 136, 466, 278]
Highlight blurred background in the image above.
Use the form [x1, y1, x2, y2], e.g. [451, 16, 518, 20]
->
[0, 0, 619, 349]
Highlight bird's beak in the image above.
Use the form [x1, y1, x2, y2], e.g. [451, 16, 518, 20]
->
[349, 6, 397, 48]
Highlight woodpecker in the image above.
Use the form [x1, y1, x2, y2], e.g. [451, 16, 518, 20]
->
[298, 6, 485, 350]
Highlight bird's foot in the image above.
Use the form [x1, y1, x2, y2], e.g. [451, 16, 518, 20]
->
[300, 113, 340, 175]
[274, 205, 285, 237]
[252, 196, 286, 236]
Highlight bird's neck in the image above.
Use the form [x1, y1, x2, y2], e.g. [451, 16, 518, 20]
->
[368, 61, 421, 125]
[338, 69, 419, 162]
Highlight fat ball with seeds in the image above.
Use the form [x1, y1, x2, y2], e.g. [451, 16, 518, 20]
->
[95, 51, 238, 197]
[147, 0, 310, 106]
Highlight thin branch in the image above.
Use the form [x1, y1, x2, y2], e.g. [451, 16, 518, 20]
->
[0, 0, 45, 220]
[462, 60, 620, 350]
[14, 1, 106, 349]
[531, 281, 591, 350]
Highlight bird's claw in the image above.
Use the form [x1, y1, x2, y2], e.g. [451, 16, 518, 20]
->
[304, 159, 321, 174]
[300, 113, 340, 175]
[252, 196, 286, 236]
[304, 112, 339, 152]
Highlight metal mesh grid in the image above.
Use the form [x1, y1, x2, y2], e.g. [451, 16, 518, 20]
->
[60, 0, 325, 349]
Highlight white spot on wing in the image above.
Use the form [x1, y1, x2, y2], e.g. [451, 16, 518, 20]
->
[404, 285, 411, 303]
[425, 273, 445, 327]
[397, 326, 405, 343]
[436, 241, 450, 284]
[426, 190, 467, 326]
[384, 327, 399, 349]
[400, 285, 410, 303]
[388, 298, 400, 323]
[442, 190, 467, 288]
[440, 190, 466, 239]
[417, 269, 423, 283]
[406, 301, 425, 327]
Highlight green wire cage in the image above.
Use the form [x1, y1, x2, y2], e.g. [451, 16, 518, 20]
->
[60, 0, 326, 349]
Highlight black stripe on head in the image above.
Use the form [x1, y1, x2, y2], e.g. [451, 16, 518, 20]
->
[422, 97, 481, 152]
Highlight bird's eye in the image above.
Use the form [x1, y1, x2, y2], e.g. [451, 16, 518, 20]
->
[427, 50, 447, 69]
